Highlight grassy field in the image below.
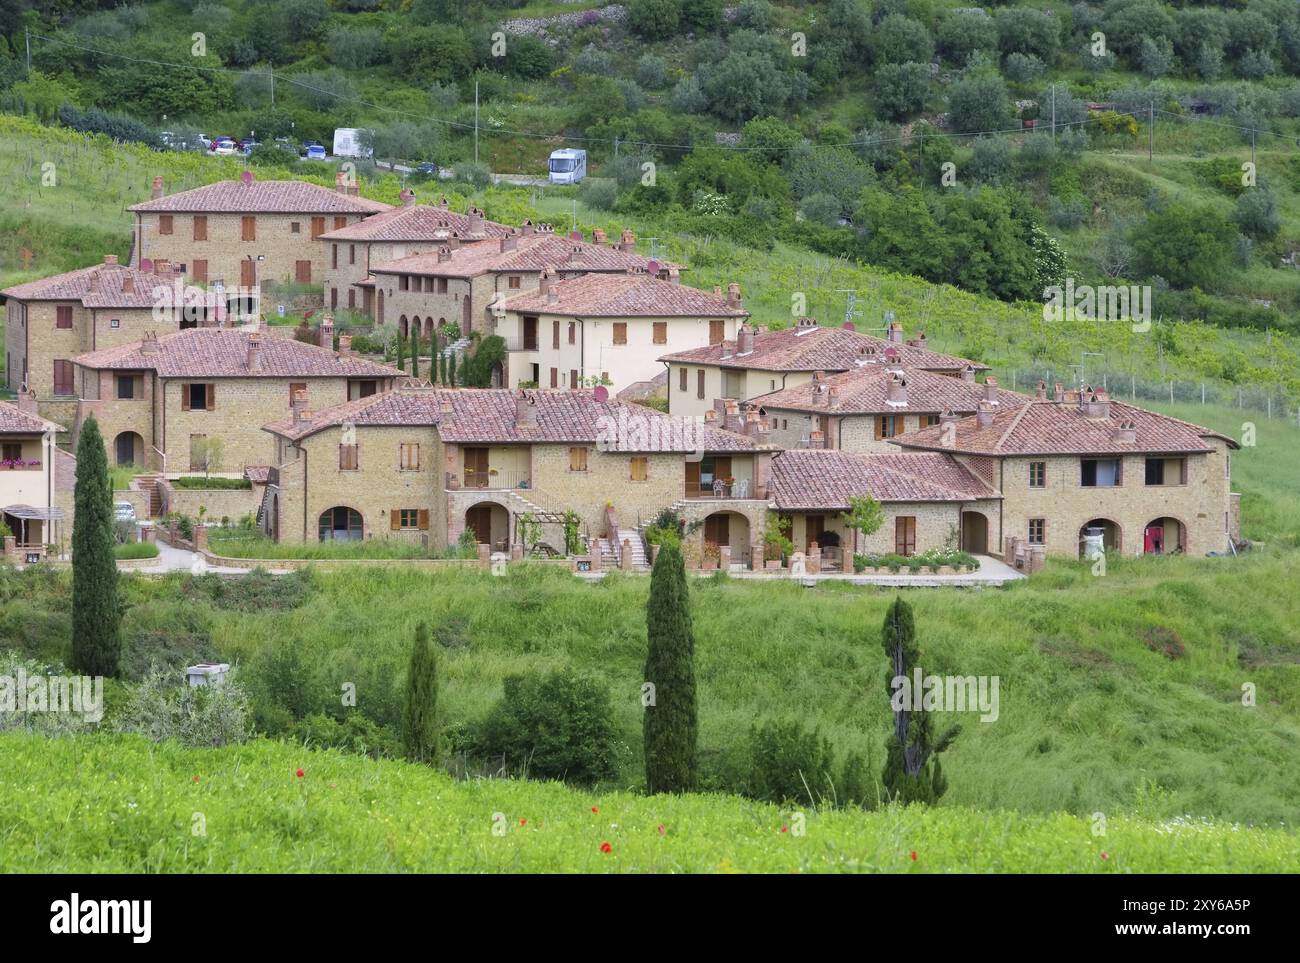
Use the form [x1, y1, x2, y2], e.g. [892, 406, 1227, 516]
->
[206, 529, 468, 560]
[2, 732, 1294, 873]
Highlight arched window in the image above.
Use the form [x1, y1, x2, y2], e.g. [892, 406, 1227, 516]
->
[319, 507, 363, 541]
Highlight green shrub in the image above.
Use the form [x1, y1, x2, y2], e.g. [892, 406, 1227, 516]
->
[113, 542, 159, 560]
[291, 712, 398, 760]
[115, 666, 250, 748]
[172, 477, 252, 490]
[475, 668, 624, 785]
[746, 718, 837, 807]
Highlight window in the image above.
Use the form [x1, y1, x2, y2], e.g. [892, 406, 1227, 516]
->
[1145, 458, 1164, 486]
[191, 259, 208, 284]
[1028, 518, 1046, 545]
[332, 244, 338, 270]
[923, 414, 941, 427]
[159, 215, 173, 235]
[295, 261, 312, 283]
[894, 516, 917, 556]
[1, 442, 20, 462]
[241, 216, 256, 241]
[522, 316, 538, 350]
[394, 508, 427, 530]
[117, 376, 134, 400]
[1226, 454, 1231, 479]
[349, 244, 356, 266]
[630, 456, 648, 481]
[330, 287, 338, 309]
[653, 321, 667, 345]
[289, 383, 306, 407]
[568, 322, 576, 345]
[875, 415, 900, 439]
[110, 318, 120, 329]
[1028, 461, 1046, 488]
[339, 443, 359, 471]
[190, 215, 207, 241]
[355, 380, 377, 399]
[570, 368, 578, 388]
[709, 318, 725, 344]
[241, 260, 256, 288]
[569, 447, 588, 471]
[553, 320, 560, 349]
[696, 369, 705, 400]
[550, 367, 558, 388]
[348, 290, 356, 309]
[400, 443, 421, 471]
[311, 217, 326, 240]
[182, 383, 214, 410]
[1080, 458, 1122, 487]
[612, 322, 627, 345]
[291, 222, 301, 234]
[1145, 457, 1186, 486]
[436, 278, 448, 294]
[53, 360, 74, 395]
[334, 216, 347, 231]
[399, 275, 410, 292]
[508, 275, 521, 289]
[56, 306, 73, 329]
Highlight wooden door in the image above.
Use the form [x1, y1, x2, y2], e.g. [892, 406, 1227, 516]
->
[713, 456, 731, 493]
[704, 514, 729, 548]
[806, 514, 825, 551]
[240, 259, 256, 288]
[465, 505, 493, 545]
[685, 460, 700, 496]
[464, 447, 489, 488]
[894, 516, 917, 556]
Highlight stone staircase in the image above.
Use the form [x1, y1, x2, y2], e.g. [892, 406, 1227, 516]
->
[135, 474, 164, 518]
[596, 528, 648, 569]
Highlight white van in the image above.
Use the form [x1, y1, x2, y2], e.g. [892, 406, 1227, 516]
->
[333, 128, 373, 159]
[548, 148, 587, 184]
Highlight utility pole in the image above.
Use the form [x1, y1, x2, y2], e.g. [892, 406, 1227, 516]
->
[25, 27, 31, 76]
[613, 136, 619, 159]
[269, 63, 274, 108]
[1051, 86, 1056, 145]
[1251, 127, 1256, 172]
[474, 80, 480, 166]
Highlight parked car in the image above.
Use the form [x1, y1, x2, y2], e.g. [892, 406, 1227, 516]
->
[114, 502, 136, 522]
[415, 161, 438, 175]
[213, 137, 239, 156]
[305, 143, 327, 161]
[241, 140, 261, 154]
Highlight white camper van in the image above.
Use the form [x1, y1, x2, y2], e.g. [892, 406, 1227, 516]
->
[548, 148, 587, 184]
[332, 128, 373, 159]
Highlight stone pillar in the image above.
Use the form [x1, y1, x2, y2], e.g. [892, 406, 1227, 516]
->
[589, 549, 602, 572]
[168, 520, 179, 544]
[141, 526, 156, 544]
[808, 546, 821, 574]
[620, 538, 633, 571]
[750, 542, 764, 571]
[650, 543, 661, 565]
[193, 525, 208, 552]
[2, 535, 14, 560]
[477, 542, 490, 569]
[510, 542, 524, 561]
[842, 547, 855, 573]
[719, 545, 732, 570]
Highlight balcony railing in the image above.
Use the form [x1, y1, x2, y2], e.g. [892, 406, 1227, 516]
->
[462, 468, 532, 490]
[0, 460, 41, 471]
[685, 479, 755, 499]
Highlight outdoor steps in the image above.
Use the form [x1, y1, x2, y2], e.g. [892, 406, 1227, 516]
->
[597, 528, 648, 568]
[135, 474, 164, 517]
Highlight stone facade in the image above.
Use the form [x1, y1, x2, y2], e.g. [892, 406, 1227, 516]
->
[668, 364, 820, 419]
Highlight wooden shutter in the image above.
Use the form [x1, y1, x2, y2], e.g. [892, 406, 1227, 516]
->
[332, 244, 338, 269]
[193, 216, 207, 241]
[192, 259, 208, 283]
[241, 216, 256, 241]
[679, 368, 687, 392]
[696, 369, 705, 399]
[334, 216, 347, 230]
[182, 383, 191, 411]
[159, 214, 173, 235]
[391, 510, 401, 531]
[570, 369, 578, 388]
[612, 322, 627, 345]
[550, 367, 558, 388]
[418, 509, 429, 531]
[240, 260, 256, 287]
[568, 322, 575, 344]
[685, 460, 700, 494]
[56, 305, 73, 329]
[631, 456, 648, 481]
[311, 217, 326, 239]
[709, 319, 724, 344]
[653, 321, 667, 344]
[205, 383, 215, 410]
[553, 320, 560, 349]
[296, 260, 312, 283]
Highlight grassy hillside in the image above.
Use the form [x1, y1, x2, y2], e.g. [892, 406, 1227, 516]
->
[3, 732, 1295, 872]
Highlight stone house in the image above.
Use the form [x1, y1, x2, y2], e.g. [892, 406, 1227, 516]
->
[753, 364, 1028, 453]
[368, 226, 677, 341]
[0, 398, 73, 556]
[498, 272, 747, 394]
[128, 172, 390, 294]
[660, 316, 988, 418]
[259, 387, 773, 562]
[890, 385, 1240, 558]
[71, 327, 399, 472]
[2, 255, 249, 424]
[318, 193, 512, 318]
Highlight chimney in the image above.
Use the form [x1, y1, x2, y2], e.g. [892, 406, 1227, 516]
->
[468, 208, 485, 235]
[907, 330, 927, 348]
[666, 266, 680, 284]
[737, 323, 755, 355]
[319, 315, 335, 349]
[140, 332, 160, 355]
[976, 401, 995, 429]
[445, 235, 460, 250]
[1082, 388, 1111, 419]
[940, 407, 958, 427]
[726, 282, 741, 309]
[887, 373, 908, 406]
[619, 228, 635, 251]
[338, 335, 353, 356]
[1112, 419, 1137, 444]
[960, 364, 976, 383]
[436, 246, 453, 263]
[89, 269, 103, 294]
[521, 220, 535, 235]
[809, 429, 825, 449]
[500, 233, 518, 252]
[438, 196, 450, 210]
[122, 273, 134, 294]
[335, 171, 348, 194]
[151, 176, 165, 199]
[569, 229, 583, 242]
[887, 321, 903, 344]
[291, 388, 311, 426]
[399, 189, 416, 207]
[153, 258, 169, 276]
[704, 408, 719, 424]
[103, 253, 119, 265]
[812, 370, 826, 384]
[1035, 380, 1047, 400]
[593, 228, 607, 244]
[538, 268, 555, 296]
[515, 390, 536, 428]
[240, 170, 254, 186]
[983, 376, 998, 403]
[16, 387, 37, 414]
[827, 386, 840, 408]
[247, 330, 263, 372]
[1053, 382, 1066, 402]
[546, 287, 559, 305]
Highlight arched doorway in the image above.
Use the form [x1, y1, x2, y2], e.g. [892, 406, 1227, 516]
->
[702, 511, 751, 567]
[465, 501, 509, 551]
[113, 431, 143, 466]
[1079, 518, 1122, 557]
[960, 510, 989, 554]
[398, 315, 409, 338]
[318, 506, 363, 541]
[1143, 517, 1185, 555]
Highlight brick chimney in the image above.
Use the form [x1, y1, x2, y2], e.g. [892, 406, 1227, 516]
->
[122, 273, 134, 294]
[976, 401, 996, 429]
[500, 233, 518, 252]
[140, 332, 160, 355]
[907, 330, 928, 348]
[240, 170, 254, 186]
[569, 229, 583, 242]
[808, 429, 825, 449]
[521, 220, 535, 236]
[16, 387, 37, 414]
[940, 407, 958, 427]
[338, 335, 353, 356]
[399, 189, 416, 207]
[335, 171, 348, 194]
[151, 176, 165, 199]
[726, 282, 741, 309]
[468, 208, 485, 235]
[153, 258, 170, 276]
[704, 407, 719, 425]
[247, 330, 263, 372]
[515, 390, 536, 428]
[436, 246, 453, 263]
[960, 364, 976, 383]
[1053, 382, 1066, 403]
[1082, 387, 1111, 419]
[737, 322, 755, 355]
[1035, 380, 1047, 400]
[445, 235, 460, 250]
[1112, 419, 1137, 444]
[619, 228, 635, 251]
[438, 196, 450, 210]
[538, 268, 555, 296]
[983, 376, 998, 403]
[827, 386, 840, 408]
[103, 253, 119, 265]
[319, 315, 335, 349]
[593, 228, 607, 244]
[888, 373, 908, 405]
[291, 388, 310, 426]
[887, 320, 903, 344]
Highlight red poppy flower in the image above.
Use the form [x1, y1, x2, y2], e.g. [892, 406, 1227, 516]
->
[192, 775, 200, 783]
[520, 818, 527, 826]
[591, 807, 599, 814]
[657, 824, 666, 835]
[1100, 852, 1110, 861]
[296, 769, 305, 778]
[910, 851, 917, 861]
[781, 825, 788, 833]
[600, 842, 612, 854]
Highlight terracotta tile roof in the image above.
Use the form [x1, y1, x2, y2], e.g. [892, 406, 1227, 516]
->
[658, 322, 985, 373]
[318, 203, 512, 242]
[0, 401, 63, 435]
[74, 329, 400, 379]
[265, 387, 757, 452]
[128, 178, 390, 214]
[504, 273, 746, 318]
[753, 365, 1028, 416]
[2, 262, 183, 308]
[769, 449, 997, 509]
[891, 397, 1237, 456]
[371, 232, 680, 279]
[244, 466, 271, 484]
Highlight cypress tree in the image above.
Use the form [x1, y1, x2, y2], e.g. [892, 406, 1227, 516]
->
[410, 327, 420, 380]
[448, 353, 457, 387]
[643, 541, 698, 793]
[70, 415, 121, 676]
[402, 622, 441, 764]
[880, 596, 958, 804]
[396, 332, 406, 373]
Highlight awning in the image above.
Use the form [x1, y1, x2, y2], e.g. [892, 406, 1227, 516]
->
[2, 505, 66, 521]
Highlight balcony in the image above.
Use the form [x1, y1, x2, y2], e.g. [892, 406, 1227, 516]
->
[461, 468, 532, 490]
[684, 479, 757, 499]
[0, 460, 41, 471]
